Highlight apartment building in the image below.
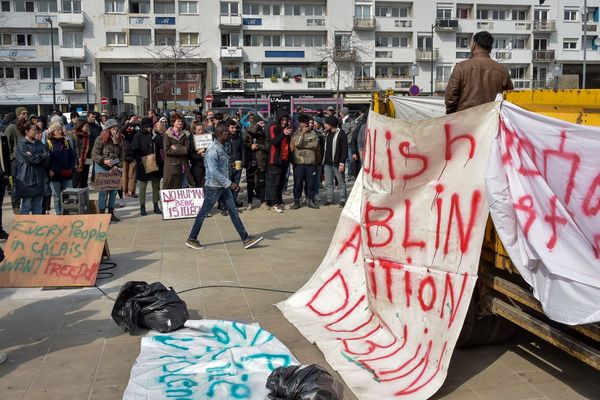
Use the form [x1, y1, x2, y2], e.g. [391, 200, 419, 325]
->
[0, 0, 598, 116]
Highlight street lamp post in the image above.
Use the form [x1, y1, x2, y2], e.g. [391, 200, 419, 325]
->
[250, 62, 261, 111]
[80, 63, 92, 112]
[552, 63, 562, 91]
[44, 17, 57, 111]
[430, 22, 438, 96]
[409, 64, 419, 85]
[583, 0, 588, 89]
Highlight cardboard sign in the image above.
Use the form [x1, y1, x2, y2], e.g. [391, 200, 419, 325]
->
[93, 169, 122, 190]
[160, 188, 205, 220]
[278, 104, 498, 400]
[193, 134, 213, 149]
[0, 214, 111, 287]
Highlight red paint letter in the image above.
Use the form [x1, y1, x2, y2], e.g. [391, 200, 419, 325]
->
[399, 141, 428, 181]
[365, 202, 394, 248]
[440, 272, 469, 327]
[543, 131, 580, 205]
[444, 123, 475, 162]
[514, 195, 537, 239]
[306, 269, 349, 316]
[418, 276, 437, 311]
[544, 196, 567, 250]
[583, 172, 600, 217]
[403, 199, 426, 251]
[338, 224, 362, 263]
[444, 190, 482, 255]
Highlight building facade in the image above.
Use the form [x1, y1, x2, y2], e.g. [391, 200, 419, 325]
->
[0, 0, 598, 116]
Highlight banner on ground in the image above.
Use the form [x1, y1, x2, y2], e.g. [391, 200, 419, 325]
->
[123, 320, 298, 400]
[278, 104, 498, 400]
[0, 214, 111, 287]
[486, 100, 600, 325]
[160, 187, 205, 220]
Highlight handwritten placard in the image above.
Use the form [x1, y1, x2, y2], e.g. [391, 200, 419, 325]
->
[193, 134, 213, 149]
[0, 214, 111, 287]
[94, 170, 122, 190]
[160, 188, 204, 220]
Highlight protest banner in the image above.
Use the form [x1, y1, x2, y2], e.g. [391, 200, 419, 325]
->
[0, 214, 111, 287]
[123, 320, 298, 400]
[160, 187, 205, 220]
[278, 103, 498, 400]
[486, 100, 600, 325]
[193, 134, 213, 149]
[93, 169, 122, 190]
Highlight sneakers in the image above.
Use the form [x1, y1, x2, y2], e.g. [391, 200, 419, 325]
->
[220, 209, 228, 216]
[291, 200, 301, 210]
[272, 205, 284, 213]
[185, 239, 206, 250]
[246, 203, 253, 211]
[339, 201, 346, 208]
[260, 202, 271, 211]
[0, 230, 8, 241]
[308, 200, 320, 209]
[0, 352, 6, 365]
[243, 235, 263, 249]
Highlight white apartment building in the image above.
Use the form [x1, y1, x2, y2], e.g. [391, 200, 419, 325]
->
[0, 0, 598, 116]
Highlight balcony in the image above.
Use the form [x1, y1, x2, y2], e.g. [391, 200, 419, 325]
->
[435, 19, 459, 31]
[354, 77, 375, 90]
[353, 17, 376, 30]
[532, 79, 551, 89]
[492, 51, 512, 61]
[584, 24, 597, 32]
[333, 48, 356, 62]
[515, 22, 532, 31]
[415, 48, 439, 62]
[219, 14, 242, 28]
[38, 82, 60, 94]
[221, 78, 244, 92]
[59, 46, 85, 60]
[477, 21, 494, 30]
[58, 12, 85, 27]
[512, 79, 531, 90]
[395, 19, 412, 28]
[532, 50, 555, 62]
[533, 20, 556, 32]
[435, 80, 448, 92]
[62, 78, 87, 93]
[220, 46, 243, 61]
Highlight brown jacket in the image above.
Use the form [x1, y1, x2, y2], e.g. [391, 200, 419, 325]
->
[162, 127, 194, 189]
[445, 53, 513, 114]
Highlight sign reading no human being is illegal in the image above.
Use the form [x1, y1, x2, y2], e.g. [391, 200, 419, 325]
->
[160, 188, 205, 220]
[0, 214, 112, 287]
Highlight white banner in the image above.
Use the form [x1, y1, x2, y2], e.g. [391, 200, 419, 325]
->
[278, 104, 498, 400]
[123, 320, 299, 400]
[486, 100, 600, 325]
[160, 188, 205, 220]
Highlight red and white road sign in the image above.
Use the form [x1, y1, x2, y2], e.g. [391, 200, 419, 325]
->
[100, 97, 109, 105]
[204, 94, 214, 103]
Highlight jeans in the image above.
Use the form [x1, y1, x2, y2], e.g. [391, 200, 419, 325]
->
[268, 161, 289, 206]
[139, 179, 161, 205]
[246, 165, 265, 204]
[98, 189, 118, 211]
[50, 180, 73, 214]
[293, 164, 317, 201]
[21, 196, 44, 215]
[188, 186, 249, 242]
[219, 167, 241, 208]
[324, 164, 347, 203]
[346, 145, 353, 178]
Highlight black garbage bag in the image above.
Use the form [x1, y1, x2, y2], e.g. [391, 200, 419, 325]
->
[266, 364, 344, 400]
[111, 281, 189, 334]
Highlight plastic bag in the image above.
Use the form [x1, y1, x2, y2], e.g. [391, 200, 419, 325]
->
[266, 364, 344, 400]
[111, 281, 190, 334]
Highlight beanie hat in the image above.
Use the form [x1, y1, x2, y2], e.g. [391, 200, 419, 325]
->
[15, 106, 28, 116]
[140, 117, 153, 128]
[340, 107, 349, 115]
[324, 115, 339, 128]
[104, 119, 118, 129]
[50, 115, 63, 124]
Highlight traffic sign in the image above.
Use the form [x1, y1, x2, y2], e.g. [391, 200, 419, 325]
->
[408, 85, 421, 96]
[100, 97, 108, 105]
[205, 94, 214, 103]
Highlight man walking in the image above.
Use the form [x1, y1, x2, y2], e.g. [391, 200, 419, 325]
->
[445, 31, 514, 114]
[291, 114, 320, 210]
[322, 116, 348, 208]
[186, 124, 262, 250]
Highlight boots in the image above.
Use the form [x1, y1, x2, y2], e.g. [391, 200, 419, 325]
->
[308, 199, 320, 209]
[99, 208, 105, 214]
[140, 205, 147, 216]
[291, 200, 301, 210]
[153, 202, 162, 214]
[108, 208, 120, 222]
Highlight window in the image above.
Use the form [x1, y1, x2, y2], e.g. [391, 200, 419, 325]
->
[563, 38, 578, 50]
[179, 0, 197, 14]
[19, 67, 37, 80]
[0, 33, 12, 45]
[272, 4, 280, 15]
[38, 0, 58, 12]
[262, 5, 270, 15]
[41, 66, 60, 78]
[106, 32, 126, 45]
[171, 87, 181, 95]
[375, 6, 409, 17]
[123, 76, 129, 93]
[355, 64, 371, 78]
[436, 65, 452, 81]
[63, 0, 81, 12]
[220, 1, 238, 15]
[335, 32, 352, 49]
[492, 10, 506, 20]
[65, 66, 81, 79]
[305, 35, 325, 47]
[155, 30, 175, 46]
[375, 64, 409, 78]
[355, 5, 370, 18]
[16, 34, 33, 46]
[105, 0, 125, 13]
[155, 86, 163, 93]
[534, 9, 547, 21]
[456, 36, 470, 48]
[263, 65, 280, 77]
[0, 67, 15, 79]
[242, 3, 259, 15]
[263, 35, 281, 46]
[285, 35, 302, 47]
[284, 4, 301, 15]
[564, 9, 578, 21]
[417, 36, 432, 51]
[457, 8, 469, 19]
[62, 32, 83, 47]
[130, 29, 151, 46]
[512, 37, 527, 49]
[509, 67, 526, 79]
[283, 66, 302, 77]
[493, 38, 508, 49]
[129, 0, 150, 13]
[189, 86, 196, 93]
[38, 31, 58, 45]
[476, 9, 489, 19]
[512, 10, 527, 20]
[308, 81, 325, 88]
[154, 0, 175, 13]
[305, 65, 326, 78]
[179, 32, 199, 46]
[1, 1, 9, 12]
[533, 38, 548, 50]
[15, 1, 34, 11]
[437, 8, 452, 20]
[221, 32, 239, 46]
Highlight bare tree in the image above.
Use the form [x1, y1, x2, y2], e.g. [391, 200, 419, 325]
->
[0, 13, 17, 92]
[315, 29, 373, 112]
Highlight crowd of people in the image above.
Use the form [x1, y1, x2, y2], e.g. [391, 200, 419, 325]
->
[0, 103, 369, 239]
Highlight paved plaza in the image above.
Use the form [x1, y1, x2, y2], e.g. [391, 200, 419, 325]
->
[0, 191, 598, 400]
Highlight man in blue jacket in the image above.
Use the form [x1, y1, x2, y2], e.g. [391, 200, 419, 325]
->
[186, 123, 262, 250]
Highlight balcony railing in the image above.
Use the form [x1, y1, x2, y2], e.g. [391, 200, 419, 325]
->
[515, 22, 532, 31]
[477, 21, 494, 30]
[493, 51, 512, 61]
[354, 77, 375, 90]
[221, 78, 244, 91]
[395, 19, 412, 28]
[512, 79, 531, 89]
[435, 19, 459, 31]
[533, 20, 556, 32]
[219, 14, 242, 27]
[62, 78, 86, 93]
[456, 51, 470, 59]
[583, 24, 597, 32]
[333, 48, 356, 62]
[435, 80, 448, 91]
[415, 48, 439, 62]
[532, 50, 555, 62]
[58, 11, 85, 27]
[353, 17, 376, 30]
[394, 79, 413, 90]
[532, 79, 551, 89]
[59, 46, 85, 60]
[220, 46, 243, 60]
